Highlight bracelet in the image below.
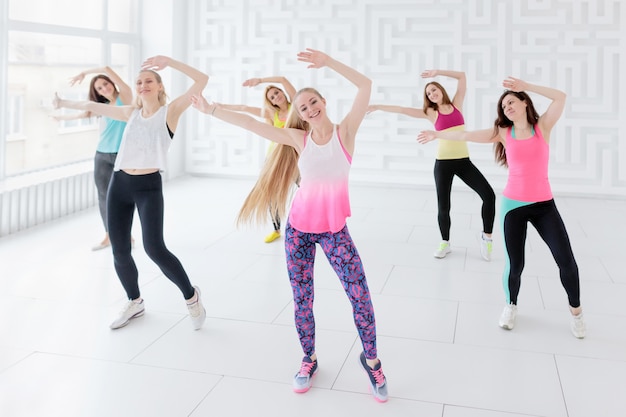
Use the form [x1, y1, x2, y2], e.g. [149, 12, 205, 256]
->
[211, 106, 216, 116]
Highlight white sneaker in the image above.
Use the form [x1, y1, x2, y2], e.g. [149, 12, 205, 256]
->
[479, 232, 493, 261]
[110, 299, 145, 329]
[499, 304, 517, 330]
[434, 241, 451, 258]
[187, 286, 206, 330]
[571, 313, 586, 339]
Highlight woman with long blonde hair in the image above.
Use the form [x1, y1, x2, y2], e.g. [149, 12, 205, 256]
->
[192, 49, 388, 403]
[54, 56, 209, 331]
[216, 76, 297, 243]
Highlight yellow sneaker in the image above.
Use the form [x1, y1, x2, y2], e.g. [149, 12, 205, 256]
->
[264, 230, 281, 243]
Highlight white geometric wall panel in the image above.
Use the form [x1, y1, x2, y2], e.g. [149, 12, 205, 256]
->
[186, 0, 626, 198]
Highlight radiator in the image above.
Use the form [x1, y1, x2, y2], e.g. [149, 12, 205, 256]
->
[0, 172, 96, 237]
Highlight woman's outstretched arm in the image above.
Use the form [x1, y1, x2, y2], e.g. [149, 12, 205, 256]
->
[52, 93, 133, 121]
[191, 95, 304, 152]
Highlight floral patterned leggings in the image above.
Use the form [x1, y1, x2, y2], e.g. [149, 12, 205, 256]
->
[285, 222, 378, 359]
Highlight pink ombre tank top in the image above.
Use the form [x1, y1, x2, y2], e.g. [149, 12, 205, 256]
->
[288, 126, 352, 233]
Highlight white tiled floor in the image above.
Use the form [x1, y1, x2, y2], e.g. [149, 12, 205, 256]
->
[1, 176, 625, 417]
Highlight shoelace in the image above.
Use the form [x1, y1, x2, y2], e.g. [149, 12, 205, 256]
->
[187, 301, 202, 317]
[298, 360, 315, 377]
[121, 301, 139, 314]
[439, 243, 448, 251]
[370, 367, 386, 386]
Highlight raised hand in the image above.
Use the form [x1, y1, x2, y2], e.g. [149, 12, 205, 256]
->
[52, 92, 62, 109]
[420, 69, 438, 78]
[141, 55, 170, 71]
[190, 94, 217, 115]
[502, 77, 529, 92]
[68, 72, 85, 86]
[242, 78, 261, 87]
[297, 48, 330, 69]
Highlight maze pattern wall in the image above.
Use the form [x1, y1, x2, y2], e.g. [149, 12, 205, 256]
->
[186, 0, 626, 197]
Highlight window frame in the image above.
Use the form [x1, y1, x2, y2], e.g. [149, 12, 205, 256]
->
[0, 0, 141, 180]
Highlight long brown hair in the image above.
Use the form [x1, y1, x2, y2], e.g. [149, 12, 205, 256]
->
[493, 90, 540, 167]
[89, 74, 118, 104]
[236, 88, 317, 226]
[422, 81, 452, 113]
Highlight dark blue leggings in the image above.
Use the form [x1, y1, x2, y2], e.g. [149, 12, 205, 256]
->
[107, 171, 195, 300]
[500, 197, 580, 307]
[434, 157, 496, 241]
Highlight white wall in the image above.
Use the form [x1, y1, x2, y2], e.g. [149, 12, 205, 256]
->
[183, 0, 626, 198]
[140, 0, 194, 180]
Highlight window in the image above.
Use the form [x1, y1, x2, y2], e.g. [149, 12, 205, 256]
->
[6, 88, 25, 139]
[1, 0, 139, 177]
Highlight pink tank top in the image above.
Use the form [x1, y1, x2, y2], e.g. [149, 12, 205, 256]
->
[288, 126, 352, 233]
[503, 125, 553, 202]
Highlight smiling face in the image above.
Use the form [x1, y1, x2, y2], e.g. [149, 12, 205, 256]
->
[425, 83, 443, 104]
[294, 90, 325, 124]
[89, 75, 118, 103]
[93, 78, 116, 101]
[135, 70, 162, 100]
[266, 87, 286, 107]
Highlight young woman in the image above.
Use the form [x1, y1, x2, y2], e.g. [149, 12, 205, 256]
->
[418, 77, 586, 339]
[218, 76, 297, 243]
[53, 56, 208, 331]
[192, 49, 388, 402]
[368, 70, 496, 260]
[53, 67, 133, 251]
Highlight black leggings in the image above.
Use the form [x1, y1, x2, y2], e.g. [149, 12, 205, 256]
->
[500, 198, 580, 307]
[107, 171, 195, 300]
[93, 151, 117, 231]
[270, 209, 280, 231]
[434, 158, 496, 241]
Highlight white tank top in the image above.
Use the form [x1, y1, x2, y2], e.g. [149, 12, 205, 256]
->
[114, 105, 172, 171]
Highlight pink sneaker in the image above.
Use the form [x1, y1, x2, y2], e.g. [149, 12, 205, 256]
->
[292, 356, 318, 393]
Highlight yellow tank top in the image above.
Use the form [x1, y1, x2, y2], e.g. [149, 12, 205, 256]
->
[268, 105, 290, 154]
[437, 125, 469, 159]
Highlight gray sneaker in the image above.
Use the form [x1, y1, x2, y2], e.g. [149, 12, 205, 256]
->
[110, 299, 145, 329]
[187, 286, 206, 330]
[359, 352, 388, 403]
